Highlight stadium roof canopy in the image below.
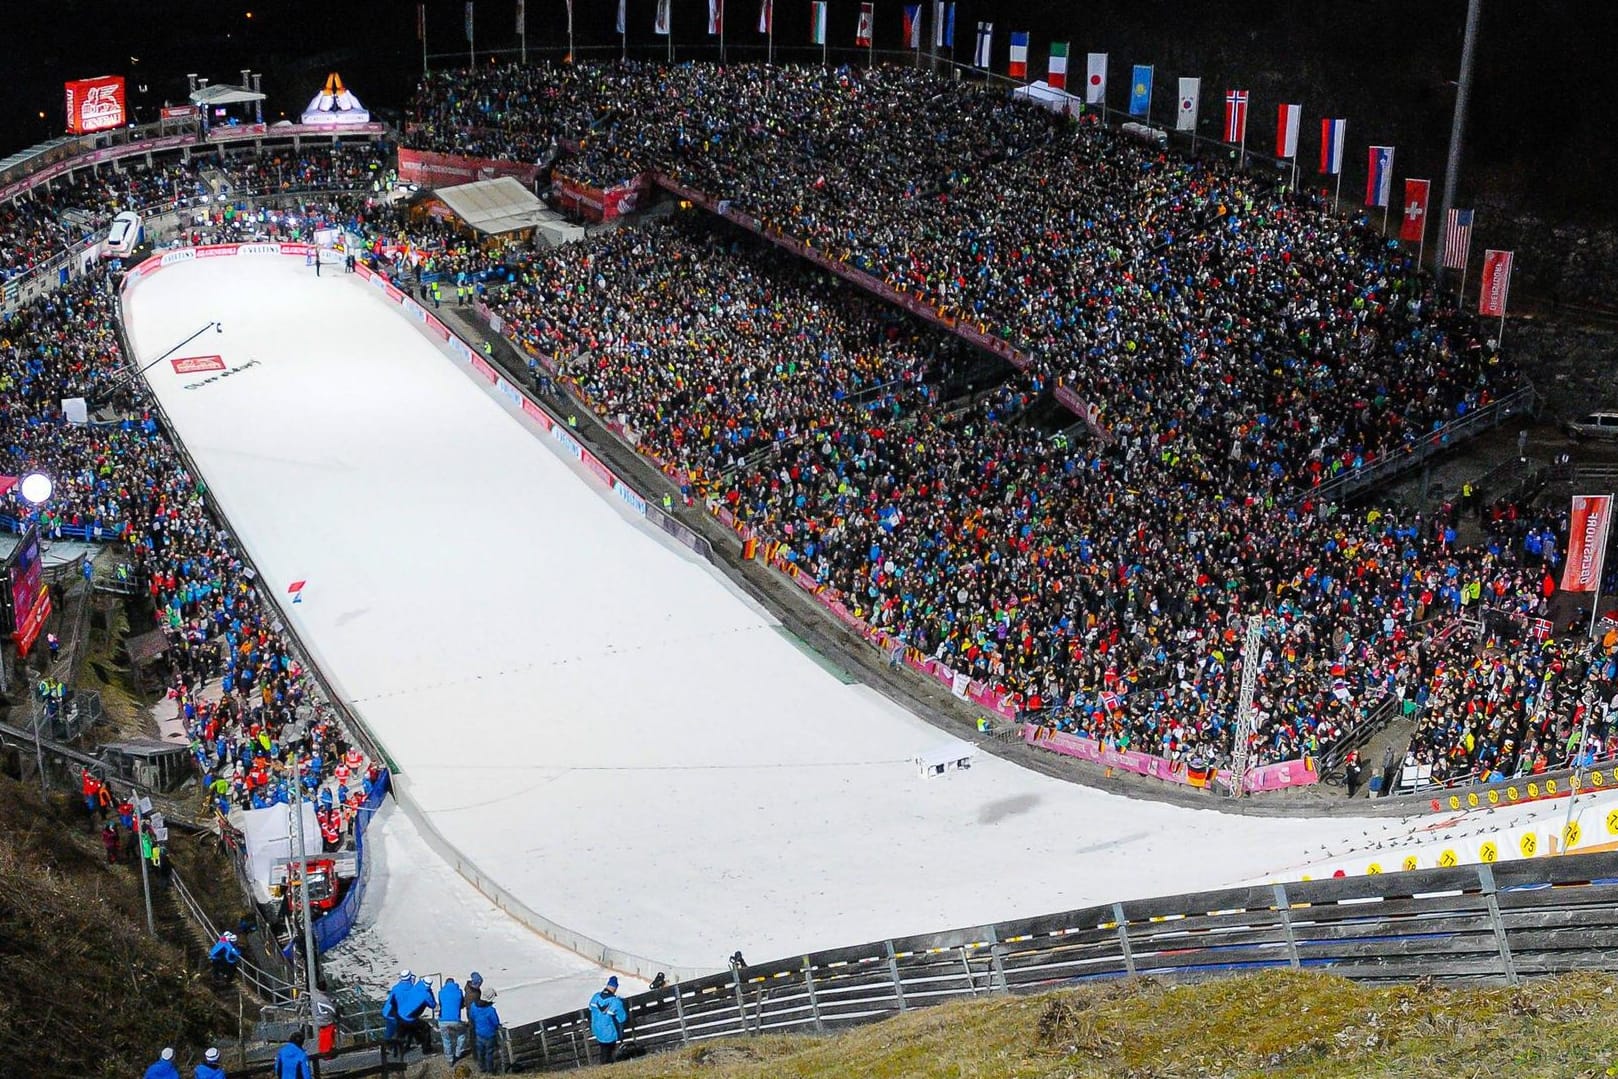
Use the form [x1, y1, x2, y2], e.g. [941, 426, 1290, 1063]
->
[189, 84, 267, 107]
[432, 177, 555, 236]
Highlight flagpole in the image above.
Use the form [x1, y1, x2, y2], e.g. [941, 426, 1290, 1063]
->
[1457, 256, 1469, 309]
[1333, 171, 1341, 215]
[722, 0, 727, 63]
[468, 3, 475, 68]
[420, 4, 428, 75]
[1239, 120, 1246, 169]
[521, 1, 528, 64]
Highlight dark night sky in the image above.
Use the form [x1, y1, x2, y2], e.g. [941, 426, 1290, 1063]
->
[2, 1, 1611, 218]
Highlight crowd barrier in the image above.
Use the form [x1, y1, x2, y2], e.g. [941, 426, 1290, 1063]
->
[1022, 725, 1318, 794]
[396, 146, 541, 187]
[507, 850, 1618, 1071]
[311, 772, 391, 954]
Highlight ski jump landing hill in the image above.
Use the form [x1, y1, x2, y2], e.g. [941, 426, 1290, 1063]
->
[116, 244, 1614, 1022]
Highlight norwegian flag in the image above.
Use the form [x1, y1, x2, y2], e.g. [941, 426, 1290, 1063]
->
[1100, 690, 1121, 713]
[1530, 617, 1554, 642]
[1224, 90, 1249, 144]
[1443, 208, 1474, 270]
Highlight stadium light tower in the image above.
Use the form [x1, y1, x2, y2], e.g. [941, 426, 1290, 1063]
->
[20, 470, 54, 797]
[1436, 0, 1482, 290]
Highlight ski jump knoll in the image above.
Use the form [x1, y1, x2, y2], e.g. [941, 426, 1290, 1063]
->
[125, 252, 1414, 1015]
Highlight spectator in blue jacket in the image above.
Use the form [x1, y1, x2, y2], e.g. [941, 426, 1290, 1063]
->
[468, 995, 502, 1074]
[588, 977, 628, 1065]
[208, 933, 240, 984]
[400, 976, 437, 1054]
[194, 1046, 226, 1079]
[382, 969, 415, 1046]
[143, 1047, 180, 1079]
[273, 1031, 311, 1079]
[438, 975, 467, 1063]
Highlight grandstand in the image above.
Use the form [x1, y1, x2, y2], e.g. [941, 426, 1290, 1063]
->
[4, 35, 1617, 1077]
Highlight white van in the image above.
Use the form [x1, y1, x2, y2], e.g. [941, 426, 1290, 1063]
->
[104, 211, 144, 258]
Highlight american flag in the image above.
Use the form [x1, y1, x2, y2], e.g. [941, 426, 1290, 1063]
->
[1443, 208, 1474, 270]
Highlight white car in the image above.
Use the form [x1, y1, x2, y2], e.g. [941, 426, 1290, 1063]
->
[1567, 411, 1618, 441]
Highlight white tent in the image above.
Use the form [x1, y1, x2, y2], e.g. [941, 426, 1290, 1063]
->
[1012, 79, 1083, 118]
[229, 801, 321, 904]
[301, 72, 371, 126]
[433, 177, 559, 236]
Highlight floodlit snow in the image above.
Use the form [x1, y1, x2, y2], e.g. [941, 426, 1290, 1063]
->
[321, 799, 638, 1019]
[125, 255, 1415, 995]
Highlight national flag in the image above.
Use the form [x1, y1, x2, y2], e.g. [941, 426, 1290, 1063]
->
[1128, 64, 1153, 116]
[857, 2, 874, 46]
[973, 21, 991, 68]
[1562, 494, 1612, 593]
[708, 0, 723, 34]
[758, 0, 772, 33]
[810, 1, 827, 43]
[416, 2, 425, 40]
[1479, 249, 1514, 318]
[1048, 42, 1069, 90]
[1100, 690, 1121, 713]
[1365, 145, 1394, 207]
[934, 1, 953, 48]
[1530, 617, 1554, 642]
[1276, 103, 1301, 159]
[1008, 31, 1029, 79]
[465, 1, 474, 41]
[616, 0, 626, 34]
[944, 1, 954, 48]
[1223, 89, 1248, 143]
[902, 4, 921, 48]
[1176, 77, 1200, 131]
[1085, 53, 1107, 105]
[1443, 208, 1474, 270]
[1400, 179, 1430, 243]
[656, 0, 671, 33]
[1319, 117, 1347, 174]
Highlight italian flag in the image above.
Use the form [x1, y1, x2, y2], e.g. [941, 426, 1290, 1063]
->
[1049, 42, 1069, 91]
[810, 0, 827, 44]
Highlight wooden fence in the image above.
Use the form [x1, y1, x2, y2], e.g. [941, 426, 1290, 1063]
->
[509, 850, 1618, 1071]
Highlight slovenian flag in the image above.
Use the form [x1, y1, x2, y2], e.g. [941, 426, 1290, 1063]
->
[1320, 118, 1347, 174]
[1048, 42, 1068, 90]
[1366, 145, 1395, 207]
[1008, 31, 1029, 79]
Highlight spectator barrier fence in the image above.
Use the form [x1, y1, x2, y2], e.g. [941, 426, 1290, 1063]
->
[506, 850, 1618, 1071]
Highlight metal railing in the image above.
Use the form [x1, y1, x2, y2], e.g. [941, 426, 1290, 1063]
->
[511, 850, 1618, 1071]
[171, 868, 301, 1008]
[1301, 383, 1537, 504]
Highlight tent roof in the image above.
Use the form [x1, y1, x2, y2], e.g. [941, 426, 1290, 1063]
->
[432, 176, 556, 235]
[189, 84, 267, 107]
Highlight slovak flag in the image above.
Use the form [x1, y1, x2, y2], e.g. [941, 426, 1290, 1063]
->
[1319, 117, 1347, 175]
[1008, 31, 1029, 79]
[1366, 145, 1395, 207]
[902, 4, 921, 48]
[708, 0, 722, 34]
[758, 0, 772, 34]
[1085, 53, 1108, 105]
[1276, 103, 1301, 159]
[1223, 89, 1249, 144]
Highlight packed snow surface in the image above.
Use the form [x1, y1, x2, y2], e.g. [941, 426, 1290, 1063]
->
[126, 254, 1408, 999]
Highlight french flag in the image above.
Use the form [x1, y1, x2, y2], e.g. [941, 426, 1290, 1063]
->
[1319, 117, 1347, 175]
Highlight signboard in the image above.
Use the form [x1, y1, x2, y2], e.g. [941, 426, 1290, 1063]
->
[65, 76, 127, 134]
[160, 104, 199, 120]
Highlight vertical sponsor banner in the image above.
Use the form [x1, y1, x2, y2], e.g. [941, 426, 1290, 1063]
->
[1562, 495, 1613, 593]
[1478, 249, 1514, 318]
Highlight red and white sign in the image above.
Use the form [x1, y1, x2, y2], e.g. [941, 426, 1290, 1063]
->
[161, 104, 199, 120]
[65, 76, 127, 134]
[1400, 178, 1430, 243]
[172, 355, 226, 374]
[1479, 248, 1514, 318]
[1561, 494, 1612, 593]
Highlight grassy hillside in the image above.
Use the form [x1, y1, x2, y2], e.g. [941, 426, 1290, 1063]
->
[0, 770, 231, 1079]
[602, 971, 1618, 1079]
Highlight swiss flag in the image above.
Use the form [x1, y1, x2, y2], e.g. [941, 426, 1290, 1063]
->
[1400, 179, 1430, 243]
